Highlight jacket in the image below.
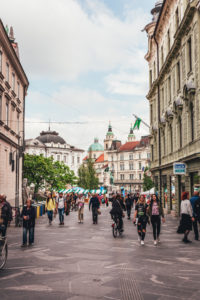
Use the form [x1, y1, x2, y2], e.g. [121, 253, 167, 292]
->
[89, 197, 100, 210]
[0, 201, 13, 226]
[148, 200, 164, 218]
[21, 205, 36, 228]
[190, 195, 200, 217]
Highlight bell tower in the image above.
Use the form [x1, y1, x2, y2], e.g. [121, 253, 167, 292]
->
[104, 122, 114, 151]
[128, 124, 135, 142]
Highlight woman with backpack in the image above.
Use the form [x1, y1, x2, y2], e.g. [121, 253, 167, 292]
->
[148, 194, 165, 245]
[133, 195, 148, 245]
[45, 192, 56, 225]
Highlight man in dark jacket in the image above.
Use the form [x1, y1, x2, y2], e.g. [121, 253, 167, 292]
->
[0, 194, 12, 237]
[125, 194, 133, 220]
[89, 194, 100, 224]
[190, 191, 200, 240]
[110, 195, 125, 232]
[21, 199, 36, 247]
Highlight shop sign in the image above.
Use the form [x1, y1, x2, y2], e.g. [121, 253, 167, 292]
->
[173, 162, 186, 175]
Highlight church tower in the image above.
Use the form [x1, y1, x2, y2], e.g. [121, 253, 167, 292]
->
[104, 122, 114, 151]
[128, 125, 135, 142]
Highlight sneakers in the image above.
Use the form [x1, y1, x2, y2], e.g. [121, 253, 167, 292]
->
[141, 240, 144, 245]
[157, 237, 160, 243]
[154, 240, 157, 246]
[21, 244, 27, 248]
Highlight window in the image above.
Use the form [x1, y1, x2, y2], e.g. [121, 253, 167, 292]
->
[170, 124, 173, 153]
[63, 156, 66, 163]
[129, 154, 133, 160]
[139, 153, 141, 159]
[120, 174, 125, 181]
[139, 174, 142, 180]
[149, 70, 152, 87]
[129, 163, 134, 170]
[0, 95, 2, 120]
[120, 164, 124, 171]
[72, 156, 75, 164]
[106, 144, 108, 150]
[153, 61, 156, 80]
[187, 37, 192, 72]
[12, 73, 15, 91]
[175, 8, 179, 30]
[51, 155, 54, 160]
[6, 63, 9, 82]
[190, 102, 194, 141]
[5, 102, 9, 126]
[77, 157, 80, 164]
[0, 51, 2, 72]
[139, 162, 142, 170]
[57, 155, 60, 161]
[151, 145, 154, 161]
[167, 29, 170, 52]
[130, 174, 134, 180]
[120, 154, 124, 161]
[161, 46, 164, 66]
[147, 153, 151, 159]
[111, 163, 114, 171]
[17, 82, 20, 98]
[179, 117, 182, 148]
[94, 154, 96, 159]
[177, 62, 181, 91]
[150, 104, 153, 124]
[168, 76, 171, 103]
[111, 155, 114, 161]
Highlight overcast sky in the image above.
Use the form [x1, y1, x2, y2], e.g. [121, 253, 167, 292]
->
[1, 0, 156, 151]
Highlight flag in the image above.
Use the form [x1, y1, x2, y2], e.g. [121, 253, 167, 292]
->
[133, 118, 141, 130]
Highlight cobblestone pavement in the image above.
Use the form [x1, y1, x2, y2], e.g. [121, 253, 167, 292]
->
[1, 205, 200, 300]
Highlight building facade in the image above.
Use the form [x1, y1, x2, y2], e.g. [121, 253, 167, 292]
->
[145, 0, 200, 214]
[25, 130, 84, 176]
[85, 125, 151, 192]
[0, 21, 29, 207]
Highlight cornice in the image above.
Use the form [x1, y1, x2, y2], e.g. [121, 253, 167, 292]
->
[147, 4, 196, 100]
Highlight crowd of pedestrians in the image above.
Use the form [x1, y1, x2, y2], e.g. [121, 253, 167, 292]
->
[1, 189, 200, 248]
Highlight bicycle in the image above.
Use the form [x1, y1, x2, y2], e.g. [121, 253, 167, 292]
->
[0, 236, 8, 270]
[111, 216, 123, 238]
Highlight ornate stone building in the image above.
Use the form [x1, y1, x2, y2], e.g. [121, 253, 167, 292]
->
[25, 130, 84, 176]
[0, 21, 29, 207]
[145, 0, 200, 214]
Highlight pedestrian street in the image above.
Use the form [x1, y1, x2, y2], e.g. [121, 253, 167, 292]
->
[1, 205, 200, 300]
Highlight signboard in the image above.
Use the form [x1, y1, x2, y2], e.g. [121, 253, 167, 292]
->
[173, 163, 186, 175]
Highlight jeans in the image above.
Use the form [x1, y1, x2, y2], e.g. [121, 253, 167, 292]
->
[92, 207, 98, 224]
[0, 224, 7, 237]
[58, 208, 64, 224]
[23, 227, 34, 245]
[126, 206, 131, 218]
[78, 207, 84, 222]
[193, 217, 199, 239]
[137, 217, 147, 240]
[47, 210, 53, 222]
[151, 215, 161, 240]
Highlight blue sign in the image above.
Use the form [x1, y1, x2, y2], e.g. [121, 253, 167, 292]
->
[173, 163, 186, 175]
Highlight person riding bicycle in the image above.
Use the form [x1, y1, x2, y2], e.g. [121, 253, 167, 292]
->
[110, 194, 125, 232]
[0, 194, 12, 237]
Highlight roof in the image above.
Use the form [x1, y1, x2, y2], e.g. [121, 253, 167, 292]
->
[88, 138, 104, 152]
[137, 136, 150, 148]
[36, 130, 66, 145]
[83, 156, 88, 161]
[95, 153, 104, 163]
[118, 141, 140, 152]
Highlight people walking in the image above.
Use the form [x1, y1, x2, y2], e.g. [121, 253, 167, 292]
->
[190, 191, 200, 240]
[21, 199, 36, 247]
[133, 195, 148, 245]
[125, 194, 132, 220]
[45, 192, 56, 225]
[0, 194, 12, 237]
[89, 194, 100, 224]
[77, 195, 84, 223]
[148, 194, 165, 245]
[56, 192, 66, 225]
[110, 194, 124, 232]
[179, 191, 194, 243]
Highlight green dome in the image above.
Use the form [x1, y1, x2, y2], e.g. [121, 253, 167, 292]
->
[88, 138, 104, 152]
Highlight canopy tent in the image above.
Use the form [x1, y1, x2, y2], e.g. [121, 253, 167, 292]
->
[141, 187, 155, 195]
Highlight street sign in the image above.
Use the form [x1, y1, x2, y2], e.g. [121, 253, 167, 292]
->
[173, 162, 186, 175]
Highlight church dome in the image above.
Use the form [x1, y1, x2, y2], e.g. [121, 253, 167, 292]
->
[36, 130, 66, 145]
[88, 138, 104, 152]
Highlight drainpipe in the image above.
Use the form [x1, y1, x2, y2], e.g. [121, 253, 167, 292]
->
[22, 85, 27, 206]
[154, 35, 162, 201]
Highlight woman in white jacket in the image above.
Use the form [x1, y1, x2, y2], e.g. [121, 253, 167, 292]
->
[180, 191, 194, 243]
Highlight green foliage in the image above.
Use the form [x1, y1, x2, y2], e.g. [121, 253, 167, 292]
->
[143, 167, 154, 192]
[23, 154, 76, 193]
[77, 158, 99, 189]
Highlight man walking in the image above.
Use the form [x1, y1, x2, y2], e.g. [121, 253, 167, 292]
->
[125, 194, 132, 220]
[89, 194, 100, 224]
[21, 199, 36, 247]
[0, 194, 12, 237]
[190, 191, 200, 240]
[56, 192, 66, 225]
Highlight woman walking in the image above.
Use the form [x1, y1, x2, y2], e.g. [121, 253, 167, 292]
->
[77, 194, 84, 223]
[133, 195, 148, 245]
[179, 191, 194, 243]
[148, 194, 165, 245]
[45, 192, 55, 225]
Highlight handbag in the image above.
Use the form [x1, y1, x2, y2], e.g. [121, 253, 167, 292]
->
[97, 208, 101, 215]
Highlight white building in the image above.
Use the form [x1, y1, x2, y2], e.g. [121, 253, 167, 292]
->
[25, 130, 84, 176]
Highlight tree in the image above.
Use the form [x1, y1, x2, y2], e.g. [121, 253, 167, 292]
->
[143, 167, 154, 192]
[23, 154, 76, 194]
[77, 158, 99, 189]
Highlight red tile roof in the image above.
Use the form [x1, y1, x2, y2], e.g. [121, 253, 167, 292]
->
[119, 141, 140, 152]
[95, 153, 104, 163]
[83, 155, 88, 161]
